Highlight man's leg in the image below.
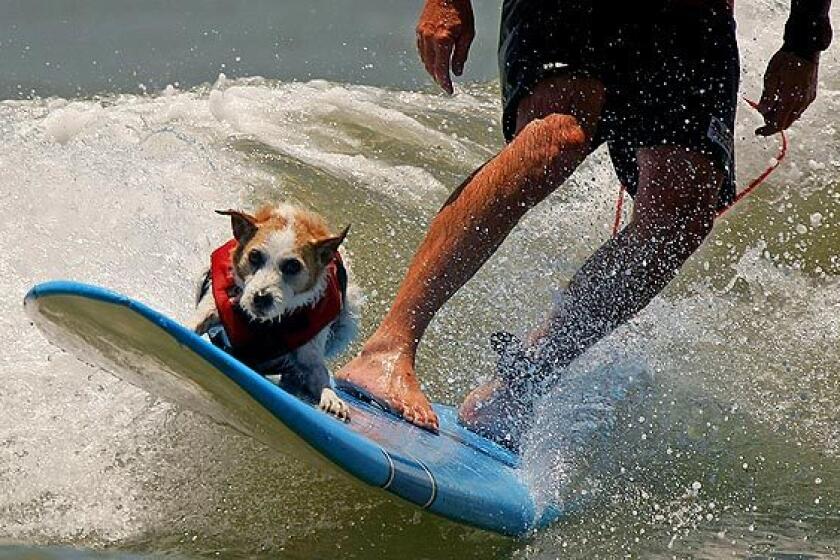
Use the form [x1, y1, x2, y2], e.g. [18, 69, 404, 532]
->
[337, 75, 606, 430]
[460, 146, 723, 445]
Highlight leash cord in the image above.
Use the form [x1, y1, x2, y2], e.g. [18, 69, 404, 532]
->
[611, 98, 789, 237]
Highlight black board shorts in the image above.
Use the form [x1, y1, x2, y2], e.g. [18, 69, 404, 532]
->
[499, 2, 740, 207]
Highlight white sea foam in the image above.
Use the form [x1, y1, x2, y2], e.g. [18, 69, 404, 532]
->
[521, 350, 654, 515]
[0, 79, 498, 544]
[1, 1, 839, 551]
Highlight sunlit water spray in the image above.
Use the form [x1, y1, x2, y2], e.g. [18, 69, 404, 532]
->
[1, 1, 839, 557]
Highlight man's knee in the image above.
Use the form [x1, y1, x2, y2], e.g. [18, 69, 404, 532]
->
[635, 146, 723, 254]
[649, 203, 717, 270]
[514, 74, 605, 136]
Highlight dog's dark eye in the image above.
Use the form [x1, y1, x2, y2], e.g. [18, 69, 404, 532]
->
[280, 258, 302, 276]
[247, 250, 265, 268]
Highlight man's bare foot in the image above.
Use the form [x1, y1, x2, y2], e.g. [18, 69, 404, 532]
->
[458, 378, 533, 452]
[336, 342, 439, 431]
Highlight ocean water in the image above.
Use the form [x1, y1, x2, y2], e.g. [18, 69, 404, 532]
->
[1, 1, 839, 559]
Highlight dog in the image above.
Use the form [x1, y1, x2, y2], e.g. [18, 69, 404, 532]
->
[192, 203, 360, 421]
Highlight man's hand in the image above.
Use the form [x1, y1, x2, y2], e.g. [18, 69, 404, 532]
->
[416, 0, 475, 94]
[755, 50, 819, 136]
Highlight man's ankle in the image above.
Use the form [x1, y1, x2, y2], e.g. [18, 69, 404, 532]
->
[361, 328, 418, 359]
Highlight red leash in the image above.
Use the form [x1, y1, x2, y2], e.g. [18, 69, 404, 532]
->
[611, 98, 788, 237]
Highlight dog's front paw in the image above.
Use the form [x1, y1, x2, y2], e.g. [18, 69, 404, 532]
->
[319, 388, 350, 422]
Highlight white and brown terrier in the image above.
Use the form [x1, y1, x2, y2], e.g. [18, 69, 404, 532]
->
[192, 203, 360, 420]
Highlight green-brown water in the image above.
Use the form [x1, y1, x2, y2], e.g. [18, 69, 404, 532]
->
[1, 1, 839, 558]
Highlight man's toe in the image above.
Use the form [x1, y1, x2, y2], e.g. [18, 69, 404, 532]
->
[415, 405, 439, 432]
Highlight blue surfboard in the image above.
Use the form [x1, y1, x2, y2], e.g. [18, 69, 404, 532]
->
[24, 281, 565, 536]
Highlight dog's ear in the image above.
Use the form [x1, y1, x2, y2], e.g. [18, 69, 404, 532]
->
[216, 209, 258, 244]
[313, 224, 350, 266]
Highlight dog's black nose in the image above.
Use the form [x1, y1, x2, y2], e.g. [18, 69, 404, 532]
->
[253, 291, 273, 310]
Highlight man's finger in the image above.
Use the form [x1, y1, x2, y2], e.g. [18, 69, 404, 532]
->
[755, 69, 781, 115]
[755, 93, 780, 122]
[418, 34, 437, 84]
[755, 93, 783, 136]
[785, 97, 812, 128]
[451, 31, 474, 76]
[427, 42, 445, 91]
[756, 112, 782, 136]
[416, 32, 429, 72]
[432, 41, 455, 94]
[755, 112, 782, 136]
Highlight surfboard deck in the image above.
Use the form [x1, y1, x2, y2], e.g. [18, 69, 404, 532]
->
[24, 281, 563, 536]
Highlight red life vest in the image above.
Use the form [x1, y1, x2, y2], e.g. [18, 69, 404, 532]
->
[209, 239, 346, 364]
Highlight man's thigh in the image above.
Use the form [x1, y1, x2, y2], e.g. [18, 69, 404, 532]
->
[602, 12, 740, 209]
[514, 74, 606, 144]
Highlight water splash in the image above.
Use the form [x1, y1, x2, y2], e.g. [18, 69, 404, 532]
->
[1, 1, 839, 552]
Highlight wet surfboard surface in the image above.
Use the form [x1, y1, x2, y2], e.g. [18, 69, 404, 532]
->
[24, 281, 565, 536]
